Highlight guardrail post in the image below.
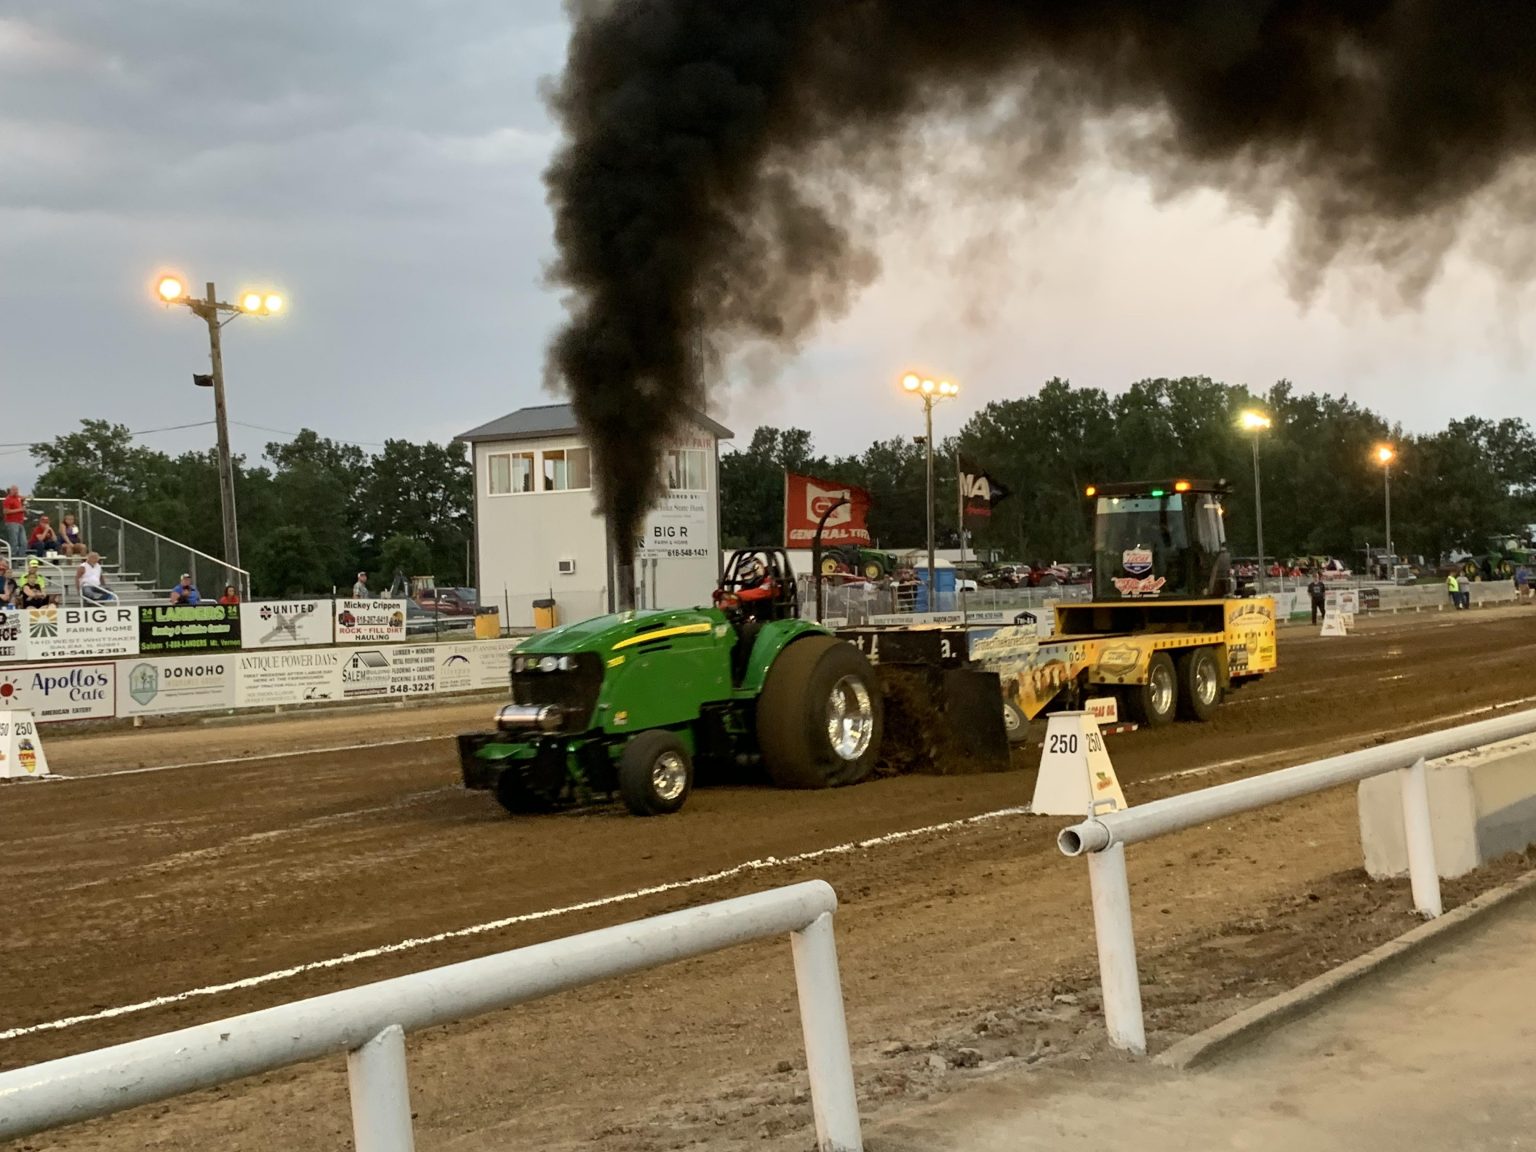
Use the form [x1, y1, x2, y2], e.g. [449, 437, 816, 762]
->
[790, 912, 863, 1152]
[1087, 843, 1146, 1054]
[1398, 756, 1443, 918]
[347, 1025, 416, 1152]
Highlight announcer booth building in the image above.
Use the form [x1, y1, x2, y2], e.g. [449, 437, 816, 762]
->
[457, 404, 733, 629]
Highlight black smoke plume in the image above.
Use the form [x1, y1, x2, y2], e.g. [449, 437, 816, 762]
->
[544, 1, 1536, 572]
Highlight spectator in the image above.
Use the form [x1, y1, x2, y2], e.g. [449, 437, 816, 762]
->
[58, 512, 87, 557]
[27, 514, 57, 558]
[1447, 570, 1463, 611]
[352, 570, 370, 598]
[76, 551, 114, 604]
[0, 556, 15, 607]
[17, 560, 51, 608]
[1517, 564, 1532, 605]
[218, 584, 240, 606]
[1307, 571, 1328, 626]
[169, 573, 201, 605]
[2, 486, 23, 558]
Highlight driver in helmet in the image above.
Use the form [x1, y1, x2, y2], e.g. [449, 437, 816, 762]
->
[714, 555, 778, 611]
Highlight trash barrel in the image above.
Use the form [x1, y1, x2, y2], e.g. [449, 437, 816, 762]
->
[474, 607, 501, 640]
[532, 598, 558, 631]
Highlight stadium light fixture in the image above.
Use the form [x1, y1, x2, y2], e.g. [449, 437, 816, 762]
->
[150, 272, 290, 586]
[1239, 410, 1272, 590]
[899, 370, 961, 604]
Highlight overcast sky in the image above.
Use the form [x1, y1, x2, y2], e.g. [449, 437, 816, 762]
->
[5, 2, 1536, 489]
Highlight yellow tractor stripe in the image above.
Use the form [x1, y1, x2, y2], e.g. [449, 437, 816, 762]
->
[611, 622, 714, 651]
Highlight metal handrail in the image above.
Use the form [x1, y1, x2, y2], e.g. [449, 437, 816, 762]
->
[31, 495, 248, 583]
[0, 881, 862, 1151]
[1056, 707, 1536, 1054]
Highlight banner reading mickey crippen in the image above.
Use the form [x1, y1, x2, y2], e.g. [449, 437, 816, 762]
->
[783, 472, 872, 547]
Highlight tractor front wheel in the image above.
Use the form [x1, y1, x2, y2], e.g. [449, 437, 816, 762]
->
[758, 637, 883, 788]
[618, 731, 693, 816]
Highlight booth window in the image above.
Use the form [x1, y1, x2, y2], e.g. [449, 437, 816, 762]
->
[488, 451, 535, 495]
[542, 447, 592, 491]
[665, 448, 707, 491]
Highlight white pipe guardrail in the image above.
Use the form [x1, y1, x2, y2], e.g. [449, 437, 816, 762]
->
[0, 881, 862, 1152]
[1056, 708, 1536, 1054]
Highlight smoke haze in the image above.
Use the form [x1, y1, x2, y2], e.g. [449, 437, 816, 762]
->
[543, 1, 1536, 561]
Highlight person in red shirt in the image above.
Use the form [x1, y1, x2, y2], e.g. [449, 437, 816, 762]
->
[3, 486, 23, 559]
[27, 514, 58, 558]
[218, 584, 240, 606]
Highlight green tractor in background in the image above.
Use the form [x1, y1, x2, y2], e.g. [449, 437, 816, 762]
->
[819, 545, 900, 581]
[458, 549, 884, 817]
[1461, 535, 1536, 582]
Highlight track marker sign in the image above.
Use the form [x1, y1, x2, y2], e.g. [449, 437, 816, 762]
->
[1031, 711, 1127, 816]
[1320, 611, 1349, 637]
[0, 710, 50, 779]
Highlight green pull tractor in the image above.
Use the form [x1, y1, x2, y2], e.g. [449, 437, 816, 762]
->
[458, 549, 885, 817]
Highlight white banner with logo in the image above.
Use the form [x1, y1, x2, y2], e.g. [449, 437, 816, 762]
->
[242, 599, 335, 649]
[0, 610, 25, 662]
[338, 644, 439, 700]
[0, 663, 116, 721]
[0, 605, 138, 663]
[118, 655, 237, 718]
[335, 599, 408, 644]
[435, 639, 519, 692]
[234, 649, 344, 708]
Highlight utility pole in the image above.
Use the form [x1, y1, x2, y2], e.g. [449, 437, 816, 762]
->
[925, 398, 936, 605]
[203, 282, 241, 573]
[155, 274, 284, 591]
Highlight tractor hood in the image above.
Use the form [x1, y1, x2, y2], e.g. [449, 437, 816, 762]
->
[514, 607, 729, 657]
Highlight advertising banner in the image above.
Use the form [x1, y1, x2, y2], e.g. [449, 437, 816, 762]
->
[138, 604, 242, 654]
[234, 649, 344, 708]
[335, 599, 407, 644]
[118, 655, 236, 718]
[337, 644, 438, 700]
[0, 662, 116, 722]
[0, 610, 24, 662]
[6, 605, 137, 662]
[436, 639, 520, 693]
[637, 491, 712, 559]
[783, 472, 872, 547]
[958, 456, 1011, 526]
[241, 599, 335, 649]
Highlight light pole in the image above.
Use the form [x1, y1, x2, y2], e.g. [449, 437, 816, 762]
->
[1239, 410, 1272, 589]
[901, 372, 959, 606]
[1375, 444, 1395, 576]
[155, 276, 285, 579]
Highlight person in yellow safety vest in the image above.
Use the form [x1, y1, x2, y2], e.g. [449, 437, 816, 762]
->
[1447, 571, 1465, 611]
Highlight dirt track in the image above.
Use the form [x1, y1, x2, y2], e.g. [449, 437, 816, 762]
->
[3, 609, 1536, 1150]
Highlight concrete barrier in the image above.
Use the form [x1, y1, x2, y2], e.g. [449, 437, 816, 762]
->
[1359, 735, 1536, 879]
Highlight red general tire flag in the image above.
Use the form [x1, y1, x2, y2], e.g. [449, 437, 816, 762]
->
[784, 472, 872, 547]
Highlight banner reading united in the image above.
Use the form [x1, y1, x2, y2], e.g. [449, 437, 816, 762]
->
[783, 472, 873, 547]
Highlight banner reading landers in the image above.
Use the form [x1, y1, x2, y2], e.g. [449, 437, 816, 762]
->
[783, 472, 872, 547]
[139, 604, 242, 654]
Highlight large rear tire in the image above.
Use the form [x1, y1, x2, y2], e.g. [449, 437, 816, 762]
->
[758, 637, 883, 788]
[618, 730, 693, 816]
[1125, 652, 1177, 728]
[1176, 646, 1222, 722]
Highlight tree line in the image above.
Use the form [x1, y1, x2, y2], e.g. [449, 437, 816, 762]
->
[721, 377, 1536, 566]
[26, 420, 472, 596]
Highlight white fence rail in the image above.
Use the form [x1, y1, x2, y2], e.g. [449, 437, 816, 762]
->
[0, 881, 863, 1152]
[1055, 708, 1536, 1054]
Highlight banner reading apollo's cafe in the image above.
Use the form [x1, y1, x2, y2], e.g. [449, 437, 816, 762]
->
[783, 471, 873, 547]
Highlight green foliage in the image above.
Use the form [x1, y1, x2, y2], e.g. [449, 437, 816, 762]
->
[250, 525, 333, 596]
[378, 533, 434, 586]
[723, 377, 1536, 566]
[31, 424, 473, 598]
